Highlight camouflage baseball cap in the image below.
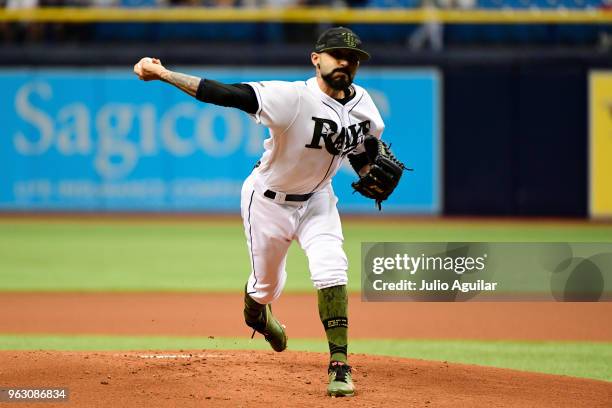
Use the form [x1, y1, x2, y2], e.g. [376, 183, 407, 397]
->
[314, 27, 370, 61]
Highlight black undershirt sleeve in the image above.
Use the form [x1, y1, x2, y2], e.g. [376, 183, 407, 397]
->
[195, 79, 259, 114]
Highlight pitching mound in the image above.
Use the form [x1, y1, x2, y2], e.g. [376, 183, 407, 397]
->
[1, 350, 610, 407]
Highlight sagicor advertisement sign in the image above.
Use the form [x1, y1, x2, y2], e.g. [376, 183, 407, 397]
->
[0, 68, 440, 213]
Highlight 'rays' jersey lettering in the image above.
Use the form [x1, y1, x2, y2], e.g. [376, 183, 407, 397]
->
[306, 117, 371, 156]
[248, 77, 385, 195]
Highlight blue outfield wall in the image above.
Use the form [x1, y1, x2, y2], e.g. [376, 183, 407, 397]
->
[0, 68, 440, 214]
[443, 64, 588, 217]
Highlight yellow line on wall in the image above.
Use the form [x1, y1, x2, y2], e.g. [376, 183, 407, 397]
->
[0, 7, 610, 24]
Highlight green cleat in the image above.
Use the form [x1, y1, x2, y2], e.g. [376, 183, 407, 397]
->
[244, 293, 287, 352]
[327, 361, 355, 397]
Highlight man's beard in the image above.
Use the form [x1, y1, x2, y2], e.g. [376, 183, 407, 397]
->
[321, 67, 353, 90]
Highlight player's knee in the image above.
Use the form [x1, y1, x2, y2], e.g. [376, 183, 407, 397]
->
[306, 241, 348, 289]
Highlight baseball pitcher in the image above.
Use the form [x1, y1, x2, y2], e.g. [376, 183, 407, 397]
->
[133, 26, 405, 397]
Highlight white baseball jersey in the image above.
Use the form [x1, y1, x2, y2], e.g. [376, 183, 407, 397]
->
[247, 77, 385, 194]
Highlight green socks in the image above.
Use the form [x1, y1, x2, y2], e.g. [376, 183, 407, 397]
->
[317, 285, 348, 364]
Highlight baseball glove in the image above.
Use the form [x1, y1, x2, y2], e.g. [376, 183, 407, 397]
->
[351, 136, 408, 210]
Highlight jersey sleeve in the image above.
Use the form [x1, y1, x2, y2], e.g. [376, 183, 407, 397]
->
[247, 81, 301, 131]
[365, 90, 385, 140]
[349, 90, 385, 156]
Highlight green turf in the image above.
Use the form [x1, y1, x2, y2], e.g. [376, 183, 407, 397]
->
[0, 334, 610, 382]
[1, 220, 611, 292]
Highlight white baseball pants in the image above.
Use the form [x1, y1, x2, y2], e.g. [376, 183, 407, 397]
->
[240, 172, 348, 304]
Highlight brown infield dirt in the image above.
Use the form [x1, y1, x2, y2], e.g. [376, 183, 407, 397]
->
[1, 293, 611, 406]
[2, 293, 612, 341]
[1, 350, 611, 408]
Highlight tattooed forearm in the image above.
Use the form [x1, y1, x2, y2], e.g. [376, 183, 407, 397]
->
[160, 70, 201, 97]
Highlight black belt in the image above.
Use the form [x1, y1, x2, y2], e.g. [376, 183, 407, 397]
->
[264, 190, 313, 202]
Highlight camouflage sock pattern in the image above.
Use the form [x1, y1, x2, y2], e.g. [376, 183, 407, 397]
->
[317, 285, 348, 364]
